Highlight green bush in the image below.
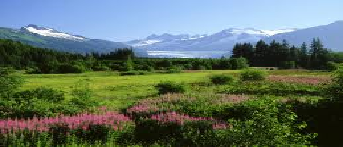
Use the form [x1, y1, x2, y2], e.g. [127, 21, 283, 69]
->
[221, 98, 315, 146]
[69, 80, 98, 111]
[240, 69, 267, 81]
[147, 66, 155, 72]
[167, 66, 182, 73]
[13, 87, 65, 103]
[230, 58, 249, 70]
[0, 67, 23, 98]
[155, 81, 186, 95]
[133, 119, 218, 146]
[210, 74, 234, 85]
[2, 87, 72, 118]
[224, 82, 320, 96]
[74, 124, 111, 145]
[120, 70, 150, 76]
[280, 61, 296, 69]
[25, 67, 41, 74]
[326, 61, 338, 71]
[325, 68, 343, 100]
[57, 63, 86, 73]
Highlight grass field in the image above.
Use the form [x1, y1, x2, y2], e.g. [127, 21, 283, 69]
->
[3, 69, 337, 146]
[20, 70, 330, 109]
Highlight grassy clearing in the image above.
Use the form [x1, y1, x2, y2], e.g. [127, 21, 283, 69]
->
[21, 70, 240, 109]
[20, 70, 329, 109]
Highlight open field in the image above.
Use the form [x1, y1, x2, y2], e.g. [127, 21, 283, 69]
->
[3, 68, 341, 146]
[20, 70, 330, 109]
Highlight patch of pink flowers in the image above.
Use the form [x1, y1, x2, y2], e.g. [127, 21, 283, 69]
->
[150, 111, 229, 130]
[268, 75, 331, 85]
[0, 110, 131, 134]
[127, 94, 187, 114]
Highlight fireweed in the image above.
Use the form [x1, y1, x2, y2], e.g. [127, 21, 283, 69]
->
[0, 110, 131, 134]
[150, 111, 229, 130]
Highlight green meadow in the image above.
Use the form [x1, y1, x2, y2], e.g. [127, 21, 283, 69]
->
[20, 70, 329, 109]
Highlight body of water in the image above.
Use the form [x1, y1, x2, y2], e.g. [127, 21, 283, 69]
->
[147, 50, 229, 58]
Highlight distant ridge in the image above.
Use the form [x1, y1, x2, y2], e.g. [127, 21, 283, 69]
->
[0, 24, 147, 56]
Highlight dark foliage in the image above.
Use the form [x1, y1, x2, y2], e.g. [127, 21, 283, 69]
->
[210, 74, 235, 85]
[155, 81, 186, 95]
[240, 69, 267, 81]
[232, 39, 334, 70]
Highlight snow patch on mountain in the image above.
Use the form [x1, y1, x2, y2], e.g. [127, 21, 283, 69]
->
[261, 29, 296, 36]
[128, 28, 296, 49]
[24, 25, 85, 40]
[132, 39, 161, 47]
[224, 28, 296, 36]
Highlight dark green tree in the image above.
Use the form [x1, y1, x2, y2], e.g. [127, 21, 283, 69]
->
[300, 42, 308, 68]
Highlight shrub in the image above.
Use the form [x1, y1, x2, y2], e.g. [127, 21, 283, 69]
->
[92, 64, 111, 71]
[147, 66, 155, 72]
[280, 61, 296, 69]
[224, 82, 320, 96]
[183, 63, 193, 70]
[240, 69, 267, 81]
[57, 63, 86, 73]
[326, 61, 338, 71]
[74, 124, 111, 145]
[155, 81, 186, 95]
[230, 58, 249, 70]
[325, 68, 343, 100]
[25, 67, 41, 74]
[167, 66, 182, 73]
[13, 87, 65, 103]
[2, 87, 70, 118]
[224, 106, 314, 146]
[194, 65, 207, 70]
[49, 124, 70, 146]
[69, 80, 98, 110]
[0, 67, 23, 98]
[210, 74, 234, 85]
[120, 70, 149, 76]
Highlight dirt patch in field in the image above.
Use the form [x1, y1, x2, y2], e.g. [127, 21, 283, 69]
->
[268, 75, 331, 85]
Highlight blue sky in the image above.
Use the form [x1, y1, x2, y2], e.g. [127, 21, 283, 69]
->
[1, 0, 342, 41]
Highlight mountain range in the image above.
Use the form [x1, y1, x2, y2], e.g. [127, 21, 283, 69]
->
[0, 24, 147, 55]
[0, 21, 343, 58]
[127, 28, 296, 58]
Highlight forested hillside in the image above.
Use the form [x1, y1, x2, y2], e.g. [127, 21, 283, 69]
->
[232, 38, 342, 70]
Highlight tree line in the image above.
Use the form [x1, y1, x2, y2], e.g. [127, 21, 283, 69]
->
[0, 39, 248, 73]
[232, 38, 340, 70]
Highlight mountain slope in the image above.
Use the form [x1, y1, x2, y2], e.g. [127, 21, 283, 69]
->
[265, 21, 343, 51]
[126, 28, 296, 58]
[0, 25, 146, 55]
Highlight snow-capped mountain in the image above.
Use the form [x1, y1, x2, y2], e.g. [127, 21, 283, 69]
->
[266, 20, 343, 51]
[23, 24, 86, 41]
[0, 24, 143, 55]
[128, 33, 207, 47]
[126, 28, 296, 58]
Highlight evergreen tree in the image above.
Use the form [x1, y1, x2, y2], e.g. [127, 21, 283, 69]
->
[269, 40, 282, 67]
[309, 38, 329, 69]
[300, 42, 308, 68]
[289, 45, 300, 67]
[124, 55, 134, 71]
[232, 43, 243, 58]
[254, 40, 268, 66]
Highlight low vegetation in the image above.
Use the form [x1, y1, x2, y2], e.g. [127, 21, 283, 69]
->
[155, 81, 186, 95]
[210, 74, 235, 85]
[240, 69, 267, 81]
[2, 37, 343, 146]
